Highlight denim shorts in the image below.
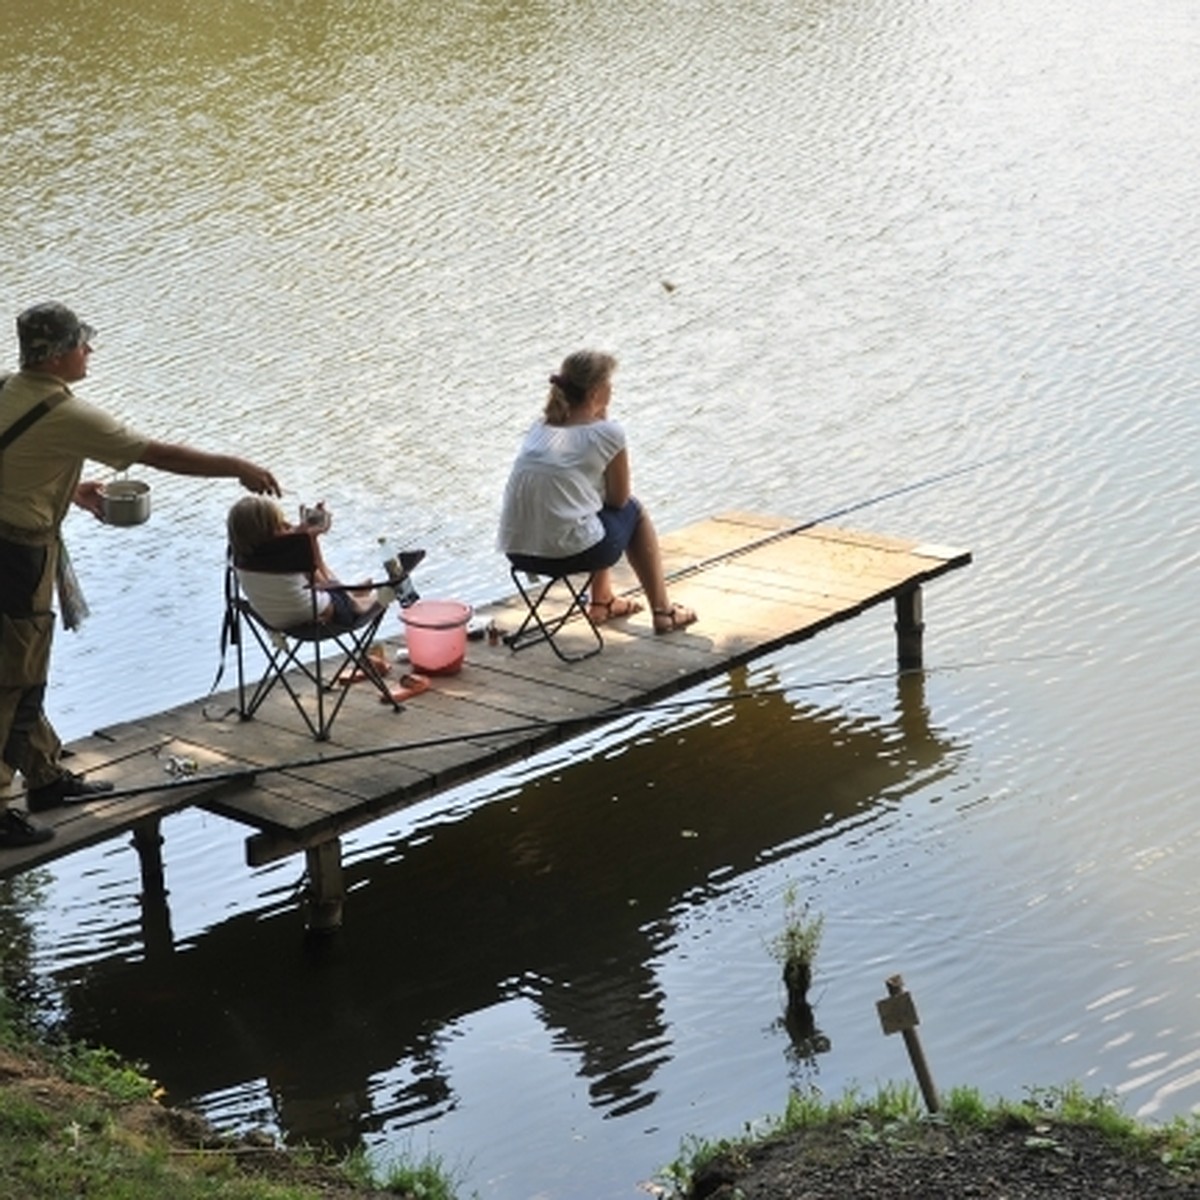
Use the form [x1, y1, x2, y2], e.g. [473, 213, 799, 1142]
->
[325, 588, 365, 628]
[508, 498, 644, 575]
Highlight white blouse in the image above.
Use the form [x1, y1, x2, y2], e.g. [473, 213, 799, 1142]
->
[497, 418, 626, 559]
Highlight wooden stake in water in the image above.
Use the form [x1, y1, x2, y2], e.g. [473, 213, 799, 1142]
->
[876, 973, 940, 1113]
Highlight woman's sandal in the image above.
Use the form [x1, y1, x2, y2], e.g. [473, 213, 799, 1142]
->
[589, 595, 644, 624]
[653, 603, 698, 635]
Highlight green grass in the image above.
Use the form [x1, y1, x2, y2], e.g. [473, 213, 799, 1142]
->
[0, 1096, 471, 1199]
[341, 1140, 472, 1200]
[0, 1092, 314, 1199]
[49, 1042, 162, 1103]
[0, 982, 471, 1199]
[0, 1088, 55, 1137]
[377, 1149, 470, 1199]
[654, 1081, 1200, 1198]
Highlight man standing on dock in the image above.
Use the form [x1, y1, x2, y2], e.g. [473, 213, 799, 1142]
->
[0, 301, 281, 849]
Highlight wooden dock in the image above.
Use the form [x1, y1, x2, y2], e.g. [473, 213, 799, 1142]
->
[0, 512, 971, 928]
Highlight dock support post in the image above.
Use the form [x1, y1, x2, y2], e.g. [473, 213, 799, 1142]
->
[131, 816, 174, 957]
[131, 816, 167, 901]
[302, 838, 345, 933]
[894, 586, 925, 670]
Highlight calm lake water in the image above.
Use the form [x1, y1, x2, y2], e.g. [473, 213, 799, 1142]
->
[3, 0, 1199, 1196]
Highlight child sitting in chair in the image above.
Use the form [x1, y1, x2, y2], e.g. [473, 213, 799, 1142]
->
[227, 496, 379, 630]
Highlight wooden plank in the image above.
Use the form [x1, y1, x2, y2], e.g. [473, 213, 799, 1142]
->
[198, 669, 618, 849]
[0, 734, 251, 880]
[0, 515, 972, 881]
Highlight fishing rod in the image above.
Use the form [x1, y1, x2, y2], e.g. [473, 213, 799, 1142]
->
[663, 451, 1010, 584]
[470, 452, 1012, 611]
[89, 454, 1015, 801]
[88, 651, 1074, 803]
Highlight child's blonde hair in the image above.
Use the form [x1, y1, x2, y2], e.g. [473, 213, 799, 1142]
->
[227, 495, 288, 559]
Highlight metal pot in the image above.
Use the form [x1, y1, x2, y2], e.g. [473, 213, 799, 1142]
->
[101, 479, 151, 526]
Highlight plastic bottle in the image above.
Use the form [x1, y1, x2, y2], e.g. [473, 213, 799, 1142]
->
[379, 536, 402, 581]
[380, 537, 420, 607]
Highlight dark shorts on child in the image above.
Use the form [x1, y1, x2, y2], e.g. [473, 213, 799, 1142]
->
[326, 588, 367, 628]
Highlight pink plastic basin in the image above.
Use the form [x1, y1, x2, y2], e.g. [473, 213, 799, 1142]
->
[401, 600, 472, 675]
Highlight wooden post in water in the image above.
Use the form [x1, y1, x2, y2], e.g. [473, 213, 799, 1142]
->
[131, 816, 174, 958]
[130, 816, 167, 900]
[876, 973, 940, 1113]
[894, 586, 925, 670]
[303, 838, 345, 932]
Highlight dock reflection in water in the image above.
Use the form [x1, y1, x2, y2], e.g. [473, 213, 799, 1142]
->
[56, 668, 960, 1146]
[3, 0, 1199, 1193]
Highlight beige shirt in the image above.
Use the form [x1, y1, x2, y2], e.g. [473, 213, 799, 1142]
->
[0, 370, 149, 535]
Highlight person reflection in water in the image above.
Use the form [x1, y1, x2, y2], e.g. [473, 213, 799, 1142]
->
[497, 349, 697, 635]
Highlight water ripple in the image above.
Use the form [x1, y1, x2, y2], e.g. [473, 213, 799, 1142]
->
[5, 1, 1200, 1195]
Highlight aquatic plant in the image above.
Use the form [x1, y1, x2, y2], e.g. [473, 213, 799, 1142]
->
[766, 883, 824, 1011]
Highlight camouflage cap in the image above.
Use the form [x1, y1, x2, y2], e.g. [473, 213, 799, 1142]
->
[16, 301, 96, 367]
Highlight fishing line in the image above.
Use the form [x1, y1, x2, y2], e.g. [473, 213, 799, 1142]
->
[98, 454, 1021, 803]
[663, 451, 1011, 584]
[91, 650, 1079, 802]
[468, 451, 1014, 610]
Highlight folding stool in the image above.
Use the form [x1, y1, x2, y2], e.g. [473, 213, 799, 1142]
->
[502, 555, 603, 663]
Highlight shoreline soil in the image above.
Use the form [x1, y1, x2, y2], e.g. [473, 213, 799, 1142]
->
[5, 1036, 1200, 1198]
[683, 1116, 1200, 1198]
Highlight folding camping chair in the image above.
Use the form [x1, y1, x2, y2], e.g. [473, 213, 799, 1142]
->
[225, 532, 400, 740]
[502, 554, 603, 663]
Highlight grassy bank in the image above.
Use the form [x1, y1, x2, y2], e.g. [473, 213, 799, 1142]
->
[654, 1082, 1200, 1198]
[0, 990, 467, 1200]
[8, 976, 1200, 1199]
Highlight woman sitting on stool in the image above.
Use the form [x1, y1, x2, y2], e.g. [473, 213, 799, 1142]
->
[497, 349, 697, 634]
